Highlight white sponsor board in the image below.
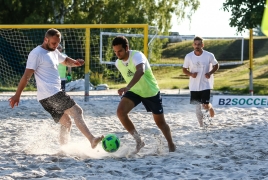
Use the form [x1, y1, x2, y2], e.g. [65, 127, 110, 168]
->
[212, 95, 268, 107]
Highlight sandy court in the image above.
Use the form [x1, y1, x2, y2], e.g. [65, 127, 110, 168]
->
[1, 93, 268, 179]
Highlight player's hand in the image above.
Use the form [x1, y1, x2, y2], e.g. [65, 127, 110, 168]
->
[8, 96, 20, 108]
[191, 72, 198, 78]
[205, 72, 211, 79]
[118, 87, 130, 96]
[74, 59, 84, 66]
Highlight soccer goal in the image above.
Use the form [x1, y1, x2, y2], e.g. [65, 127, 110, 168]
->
[0, 24, 149, 99]
[202, 37, 245, 66]
[158, 36, 245, 67]
[100, 31, 244, 67]
[100, 28, 196, 67]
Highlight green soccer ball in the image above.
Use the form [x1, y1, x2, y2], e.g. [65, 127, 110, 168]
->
[102, 134, 120, 153]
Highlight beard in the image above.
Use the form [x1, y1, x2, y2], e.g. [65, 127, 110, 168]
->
[194, 47, 201, 51]
[45, 44, 56, 51]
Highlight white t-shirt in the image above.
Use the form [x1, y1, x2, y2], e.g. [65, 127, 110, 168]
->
[115, 50, 149, 70]
[26, 46, 67, 100]
[183, 50, 218, 91]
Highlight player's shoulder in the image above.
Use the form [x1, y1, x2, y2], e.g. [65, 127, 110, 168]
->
[185, 51, 194, 57]
[203, 50, 215, 56]
[131, 50, 143, 56]
[115, 59, 120, 67]
[29, 45, 43, 55]
[131, 50, 146, 59]
[131, 50, 141, 53]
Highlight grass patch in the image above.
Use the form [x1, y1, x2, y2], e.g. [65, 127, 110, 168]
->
[0, 85, 36, 92]
[2, 38, 268, 95]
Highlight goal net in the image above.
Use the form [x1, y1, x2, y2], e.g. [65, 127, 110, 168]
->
[160, 36, 245, 67]
[0, 24, 246, 94]
[0, 25, 148, 93]
[100, 32, 245, 67]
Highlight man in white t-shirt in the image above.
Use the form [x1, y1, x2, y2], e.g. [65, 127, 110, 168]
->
[183, 36, 219, 127]
[9, 28, 103, 148]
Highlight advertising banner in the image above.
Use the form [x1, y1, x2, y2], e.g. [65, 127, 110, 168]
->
[212, 95, 268, 107]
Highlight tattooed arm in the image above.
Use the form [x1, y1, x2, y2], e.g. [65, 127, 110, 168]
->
[61, 57, 84, 67]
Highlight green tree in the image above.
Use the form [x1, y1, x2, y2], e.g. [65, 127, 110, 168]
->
[0, 0, 200, 84]
[222, 0, 266, 33]
[0, 0, 51, 24]
[0, 0, 200, 35]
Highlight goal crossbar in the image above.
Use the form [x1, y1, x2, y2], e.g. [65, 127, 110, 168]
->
[0, 24, 149, 100]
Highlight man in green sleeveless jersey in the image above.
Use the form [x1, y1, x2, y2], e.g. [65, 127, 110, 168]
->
[112, 36, 176, 153]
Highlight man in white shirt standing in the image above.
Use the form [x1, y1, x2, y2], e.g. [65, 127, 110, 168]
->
[9, 28, 103, 148]
[183, 36, 219, 127]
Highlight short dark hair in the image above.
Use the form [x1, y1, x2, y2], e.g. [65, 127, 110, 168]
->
[112, 36, 129, 49]
[45, 28, 61, 38]
[193, 36, 204, 43]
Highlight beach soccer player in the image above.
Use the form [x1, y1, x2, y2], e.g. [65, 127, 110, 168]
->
[182, 36, 219, 127]
[112, 36, 176, 153]
[9, 28, 103, 148]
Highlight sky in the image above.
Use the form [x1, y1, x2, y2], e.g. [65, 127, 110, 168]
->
[171, 0, 248, 37]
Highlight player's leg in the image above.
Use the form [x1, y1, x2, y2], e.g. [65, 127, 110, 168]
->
[196, 104, 203, 127]
[209, 104, 215, 117]
[40, 92, 103, 148]
[202, 103, 215, 117]
[65, 104, 103, 149]
[201, 90, 215, 117]
[191, 91, 203, 127]
[142, 92, 176, 152]
[59, 113, 72, 145]
[117, 92, 144, 153]
[152, 113, 176, 152]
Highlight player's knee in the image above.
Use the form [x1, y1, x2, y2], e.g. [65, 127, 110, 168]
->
[116, 108, 126, 119]
[156, 120, 169, 131]
[153, 115, 167, 127]
[202, 104, 210, 110]
[64, 120, 72, 129]
[72, 104, 83, 114]
[60, 114, 72, 128]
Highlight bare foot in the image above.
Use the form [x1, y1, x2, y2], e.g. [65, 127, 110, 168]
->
[209, 107, 215, 117]
[169, 143, 176, 152]
[90, 135, 104, 149]
[134, 140, 145, 154]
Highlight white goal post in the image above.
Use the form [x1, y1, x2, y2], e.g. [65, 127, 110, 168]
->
[202, 36, 244, 66]
[100, 31, 196, 66]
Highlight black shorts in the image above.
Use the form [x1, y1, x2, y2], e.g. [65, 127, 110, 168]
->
[190, 89, 211, 104]
[39, 91, 76, 123]
[122, 91, 164, 114]
[61, 80, 66, 92]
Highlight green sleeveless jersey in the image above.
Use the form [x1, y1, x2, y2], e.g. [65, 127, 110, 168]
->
[58, 63, 66, 79]
[117, 50, 159, 97]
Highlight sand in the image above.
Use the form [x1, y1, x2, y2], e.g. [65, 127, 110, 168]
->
[1, 92, 268, 179]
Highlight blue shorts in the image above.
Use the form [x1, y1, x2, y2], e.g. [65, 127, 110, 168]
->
[122, 91, 164, 114]
[190, 89, 211, 104]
